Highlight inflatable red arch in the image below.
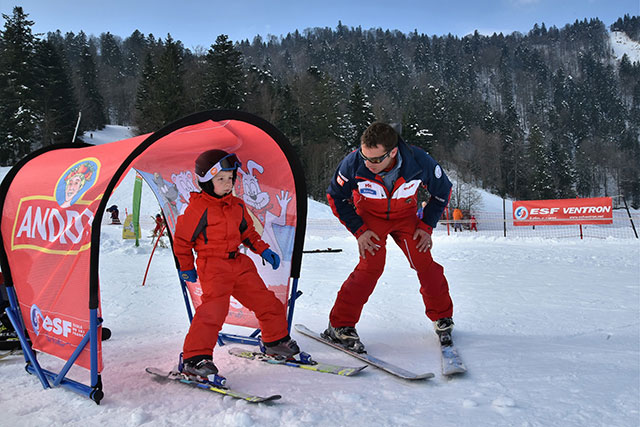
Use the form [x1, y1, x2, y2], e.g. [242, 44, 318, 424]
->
[0, 110, 307, 404]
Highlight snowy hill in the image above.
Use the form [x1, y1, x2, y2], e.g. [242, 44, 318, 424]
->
[610, 30, 640, 63]
[0, 126, 638, 426]
[80, 124, 136, 146]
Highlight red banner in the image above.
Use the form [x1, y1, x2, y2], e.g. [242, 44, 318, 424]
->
[132, 120, 297, 328]
[1, 117, 300, 374]
[513, 197, 613, 226]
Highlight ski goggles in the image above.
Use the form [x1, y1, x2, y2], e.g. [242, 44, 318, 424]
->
[197, 153, 242, 182]
[359, 146, 395, 164]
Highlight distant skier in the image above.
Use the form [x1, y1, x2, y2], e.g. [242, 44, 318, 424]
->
[152, 214, 164, 238]
[452, 208, 463, 232]
[172, 149, 300, 381]
[106, 205, 121, 225]
[470, 215, 478, 232]
[325, 122, 456, 351]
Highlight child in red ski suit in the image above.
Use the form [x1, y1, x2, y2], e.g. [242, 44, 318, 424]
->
[152, 214, 164, 237]
[172, 150, 299, 378]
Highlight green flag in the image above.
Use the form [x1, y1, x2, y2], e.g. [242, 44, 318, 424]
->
[132, 172, 143, 246]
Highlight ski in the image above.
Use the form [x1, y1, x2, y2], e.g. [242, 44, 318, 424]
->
[145, 367, 281, 403]
[228, 347, 367, 377]
[294, 324, 434, 380]
[0, 348, 20, 360]
[440, 342, 466, 376]
[302, 248, 343, 253]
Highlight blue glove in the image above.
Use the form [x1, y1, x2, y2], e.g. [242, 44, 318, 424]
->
[180, 269, 197, 282]
[261, 248, 280, 270]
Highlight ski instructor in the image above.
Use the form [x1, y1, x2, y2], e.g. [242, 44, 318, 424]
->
[323, 122, 455, 352]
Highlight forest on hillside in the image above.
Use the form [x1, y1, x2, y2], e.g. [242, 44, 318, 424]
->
[0, 7, 638, 206]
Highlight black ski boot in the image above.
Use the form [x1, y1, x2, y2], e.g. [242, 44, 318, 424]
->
[261, 336, 300, 360]
[322, 323, 366, 353]
[180, 354, 219, 381]
[434, 317, 454, 346]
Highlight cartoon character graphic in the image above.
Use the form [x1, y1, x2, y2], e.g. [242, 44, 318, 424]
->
[55, 160, 98, 208]
[238, 160, 270, 212]
[153, 172, 180, 219]
[237, 159, 295, 262]
[171, 170, 198, 214]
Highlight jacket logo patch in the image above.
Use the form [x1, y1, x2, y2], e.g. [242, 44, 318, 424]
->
[337, 172, 348, 185]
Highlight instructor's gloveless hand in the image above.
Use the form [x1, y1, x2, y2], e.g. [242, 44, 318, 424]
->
[357, 230, 381, 259]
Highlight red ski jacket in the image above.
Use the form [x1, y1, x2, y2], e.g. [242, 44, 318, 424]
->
[173, 191, 269, 271]
[327, 139, 452, 237]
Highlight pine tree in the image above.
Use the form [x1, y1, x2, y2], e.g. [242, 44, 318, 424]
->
[122, 30, 148, 77]
[294, 66, 345, 199]
[134, 52, 160, 133]
[99, 32, 128, 123]
[203, 34, 244, 109]
[526, 124, 555, 199]
[345, 82, 375, 151]
[77, 43, 107, 131]
[134, 35, 186, 133]
[0, 7, 40, 164]
[243, 61, 276, 119]
[154, 34, 186, 124]
[273, 82, 301, 148]
[36, 39, 79, 145]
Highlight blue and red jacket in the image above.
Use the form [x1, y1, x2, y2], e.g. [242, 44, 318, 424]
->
[327, 139, 452, 237]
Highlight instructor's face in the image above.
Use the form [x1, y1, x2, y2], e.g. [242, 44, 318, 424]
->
[360, 144, 397, 174]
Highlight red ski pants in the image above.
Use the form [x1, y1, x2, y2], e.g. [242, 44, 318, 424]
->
[183, 253, 288, 360]
[329, 213, 453, 327]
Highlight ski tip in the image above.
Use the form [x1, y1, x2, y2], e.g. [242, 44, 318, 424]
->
[401, 372, 436, 380]
[442, 368, 467, 376]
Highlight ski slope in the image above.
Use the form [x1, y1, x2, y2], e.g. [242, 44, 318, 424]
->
[0, 126, 638, 426]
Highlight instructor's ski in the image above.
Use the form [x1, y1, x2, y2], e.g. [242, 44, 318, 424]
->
[145, 367, 281, 403]
[294, 324, 434, 380]
[228, 347, 366, 377]
[440, 342, 466, 376]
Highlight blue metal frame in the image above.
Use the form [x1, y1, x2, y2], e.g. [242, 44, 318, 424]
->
[4, 286, 104, 404]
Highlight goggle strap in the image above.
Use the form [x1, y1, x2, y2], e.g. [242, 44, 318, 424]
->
[198, 154, 241, 182]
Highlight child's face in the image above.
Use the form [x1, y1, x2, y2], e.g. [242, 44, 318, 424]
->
[212, 170, 234, 196]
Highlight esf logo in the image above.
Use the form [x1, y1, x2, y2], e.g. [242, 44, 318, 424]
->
[30, 304, 72, 337]
[514, 206, 528, 220]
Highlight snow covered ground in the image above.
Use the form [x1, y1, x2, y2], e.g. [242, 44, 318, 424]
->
[0, 126, 638, 426]
[610, 31, 640, 63]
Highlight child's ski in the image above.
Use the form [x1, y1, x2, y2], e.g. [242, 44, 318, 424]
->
[145, 367, 281, 403]
[228, 347, 367, 377]
[294, 324, 434, 380]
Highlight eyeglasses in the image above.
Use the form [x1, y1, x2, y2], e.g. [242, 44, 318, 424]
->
[197, 153, 242, 182]
[359, 147, 394, 164]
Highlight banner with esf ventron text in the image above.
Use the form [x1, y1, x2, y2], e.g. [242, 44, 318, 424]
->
[512, 197, 613, 226]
